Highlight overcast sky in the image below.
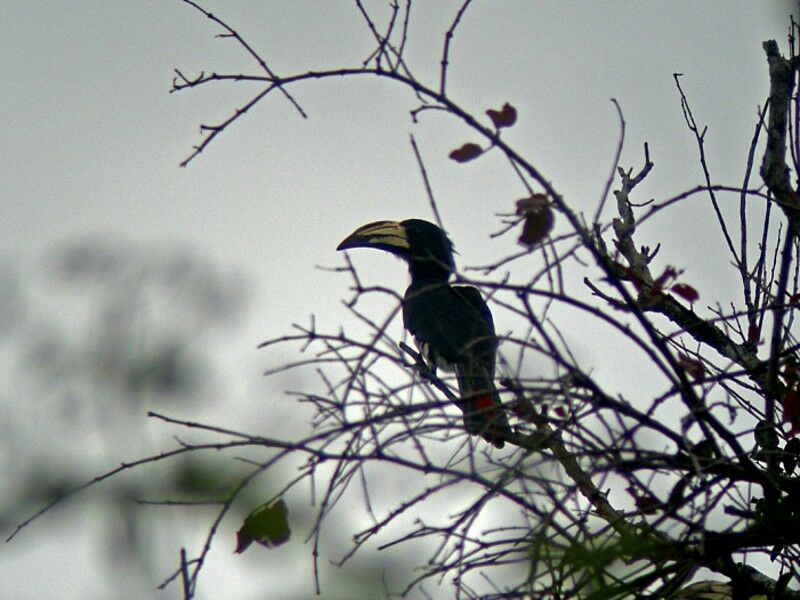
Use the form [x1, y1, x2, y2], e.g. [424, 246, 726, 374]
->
[2, 2, 796, 598]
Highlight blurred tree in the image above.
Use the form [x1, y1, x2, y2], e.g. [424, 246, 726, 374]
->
[1, 239, 253, 597]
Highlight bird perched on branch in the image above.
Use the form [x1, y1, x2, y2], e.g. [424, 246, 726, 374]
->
[337, 219, 511, 448]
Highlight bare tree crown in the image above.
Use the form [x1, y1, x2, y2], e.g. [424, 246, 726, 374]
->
[9, 3, 800, 599]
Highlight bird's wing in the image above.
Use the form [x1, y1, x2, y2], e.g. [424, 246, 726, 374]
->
[452, 285, 495, 331]
[403, 282, 510, 447]
[402, 282, 496, 365]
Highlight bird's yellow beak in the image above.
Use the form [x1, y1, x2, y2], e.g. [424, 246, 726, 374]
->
[336, 220, 411, 252]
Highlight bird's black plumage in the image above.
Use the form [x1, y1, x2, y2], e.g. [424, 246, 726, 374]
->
[337, 219, 511, 447]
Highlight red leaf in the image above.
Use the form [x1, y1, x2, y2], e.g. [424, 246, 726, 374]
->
[516, 193, 548, 214]
[671, 283, 699, 304]
[486, 102, 517, 129]
[554, 405, 566, 418]
[449, 143, 483, 163]
[653, 266, 679, 291]
[747, 323, 760, 344]
[677, 354, 705, 381]
[516, 194, 553, 246]
[790, 293, 800, 304]
[782, 387, 800, 437]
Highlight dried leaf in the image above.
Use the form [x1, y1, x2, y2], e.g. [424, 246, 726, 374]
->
[671, 283, 699, 304]
[486, 102, 517, 128]
[677, 354, 705, 381]
[782, 387, 800, 437]
[516, 194, 553, 246]
[653, 266, 679, 291]
[235, 498, 290, 554]
[449, 143, 483, 163]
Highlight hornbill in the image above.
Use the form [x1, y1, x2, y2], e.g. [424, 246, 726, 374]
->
[337, 219, 511, 448]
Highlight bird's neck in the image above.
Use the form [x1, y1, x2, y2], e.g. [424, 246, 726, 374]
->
[408, 260, 452, 283]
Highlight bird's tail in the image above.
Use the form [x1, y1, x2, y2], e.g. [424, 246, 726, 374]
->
[455, 363, 511, 448]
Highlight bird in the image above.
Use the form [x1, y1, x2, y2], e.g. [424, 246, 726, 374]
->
[337, 219, 511, 448]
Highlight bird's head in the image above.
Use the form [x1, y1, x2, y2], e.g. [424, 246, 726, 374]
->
[337, 219, 455, 281]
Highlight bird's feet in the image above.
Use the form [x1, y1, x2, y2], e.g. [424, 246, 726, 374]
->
[399, 341, 440, 382]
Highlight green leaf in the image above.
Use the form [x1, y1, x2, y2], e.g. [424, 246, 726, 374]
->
[235, 498, 290, 553]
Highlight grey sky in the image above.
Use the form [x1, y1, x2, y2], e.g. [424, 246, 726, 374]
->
[1, 1, 795, 598]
